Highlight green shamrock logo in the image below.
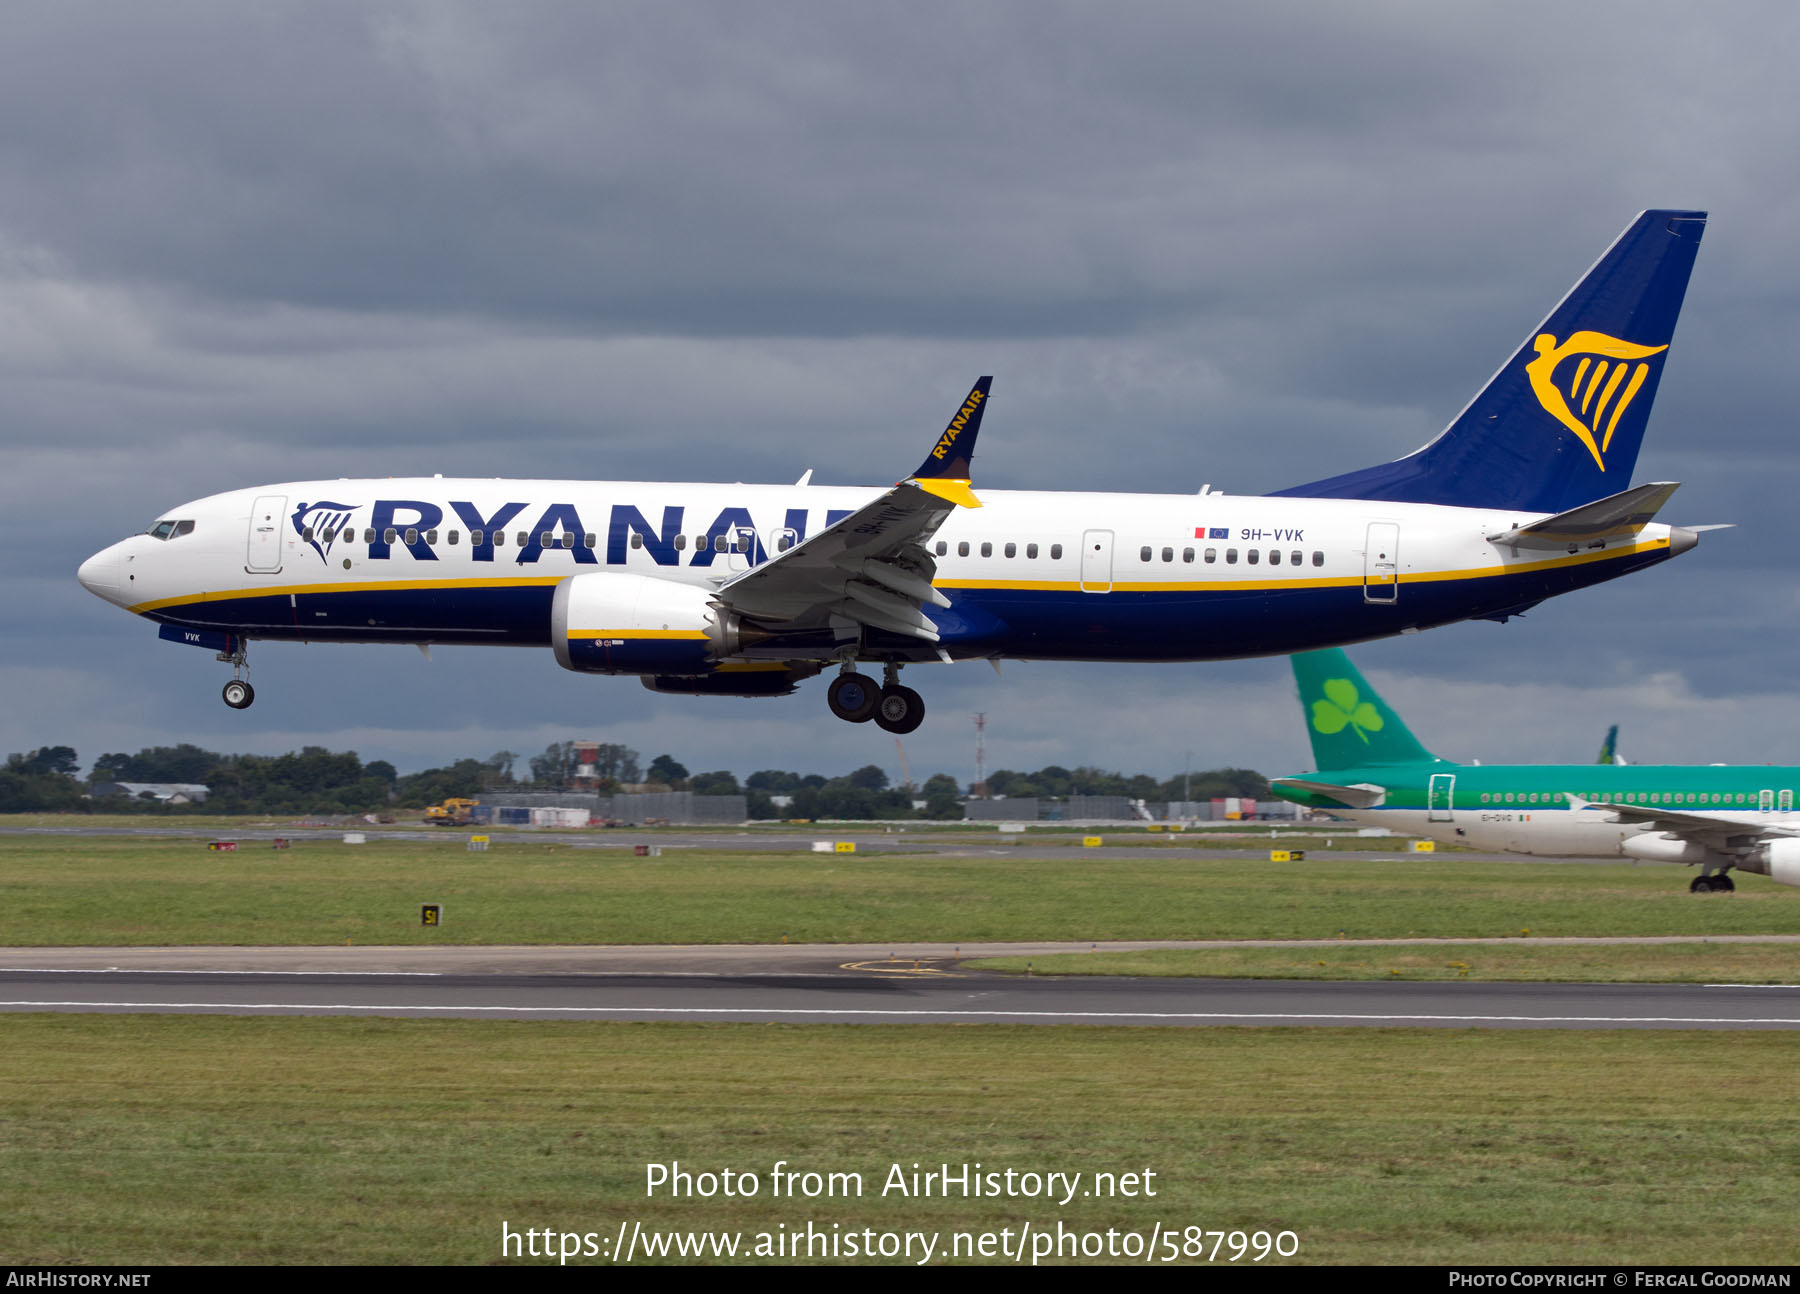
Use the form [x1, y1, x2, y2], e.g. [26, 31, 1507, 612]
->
[1311, 677, 1384, 743]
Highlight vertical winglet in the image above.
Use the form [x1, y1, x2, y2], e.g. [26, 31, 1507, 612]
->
[907, 376, 991, 508]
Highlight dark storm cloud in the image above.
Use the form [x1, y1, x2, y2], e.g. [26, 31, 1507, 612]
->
[6, 1, 1800, 778]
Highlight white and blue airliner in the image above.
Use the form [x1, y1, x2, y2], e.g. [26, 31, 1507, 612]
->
[79, 211, 1713, 733]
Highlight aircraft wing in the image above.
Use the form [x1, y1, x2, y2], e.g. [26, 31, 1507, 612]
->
[1564, 793, 1800, 846]
[713, 378, 991, 645]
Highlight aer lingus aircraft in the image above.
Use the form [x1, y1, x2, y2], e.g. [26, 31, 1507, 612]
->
[1270, 649, 1800, 893]
[79, 210, 1711, 733]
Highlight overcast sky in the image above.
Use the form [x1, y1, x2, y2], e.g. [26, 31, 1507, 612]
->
[7, 1, 1800, 789]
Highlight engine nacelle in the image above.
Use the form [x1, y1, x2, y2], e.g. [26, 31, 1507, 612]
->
[1739, 838, 1800, 888]
[1620, 834, 1709, 866]
[552, 573, 743, 675]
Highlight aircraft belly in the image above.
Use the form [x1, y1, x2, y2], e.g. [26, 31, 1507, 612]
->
[150, 585, 557, 645]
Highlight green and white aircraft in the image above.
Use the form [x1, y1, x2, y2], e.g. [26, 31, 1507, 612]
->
[1270, 649, 1800, 892]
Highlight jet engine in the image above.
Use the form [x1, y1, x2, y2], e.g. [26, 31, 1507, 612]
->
[552, 572, 750, 675]
[1738, 838, 1800, 888]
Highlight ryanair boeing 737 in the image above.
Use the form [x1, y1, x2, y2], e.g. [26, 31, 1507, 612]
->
[1271, 648, 1800, 893]
[79, 211, 1711, 733]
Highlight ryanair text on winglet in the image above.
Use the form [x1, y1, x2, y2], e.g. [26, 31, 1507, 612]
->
[931, 389, 985, 461]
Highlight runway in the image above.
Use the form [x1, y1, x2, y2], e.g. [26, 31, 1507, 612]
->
[3, 947, 1797, 1030]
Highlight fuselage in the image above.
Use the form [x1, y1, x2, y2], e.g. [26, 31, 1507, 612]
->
[1278, 761, 1800, 858]
[78, 477, 1686, 663]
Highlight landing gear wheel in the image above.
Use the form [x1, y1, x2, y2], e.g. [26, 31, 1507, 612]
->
[873, 684, 925, 734]
[222, 680, 255, 710]
[1690, 875, 1717, 894]
[1711, 874, 1736, 893]
[827, 672, 879, 723]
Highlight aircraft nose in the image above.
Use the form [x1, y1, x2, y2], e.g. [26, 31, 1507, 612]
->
[77, 545, 124, 602]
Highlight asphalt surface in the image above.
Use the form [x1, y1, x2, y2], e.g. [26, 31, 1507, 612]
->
[3, 946, 1796, 1030]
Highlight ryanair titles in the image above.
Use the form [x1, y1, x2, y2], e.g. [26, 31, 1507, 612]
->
[291, 499, 856, 568]
[930, 386, 985, 462]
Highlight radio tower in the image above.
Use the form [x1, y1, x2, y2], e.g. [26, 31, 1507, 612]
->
[973, 712, 989, 799]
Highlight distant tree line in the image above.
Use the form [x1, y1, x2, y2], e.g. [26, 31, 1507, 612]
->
[1, 739, 1269, 819]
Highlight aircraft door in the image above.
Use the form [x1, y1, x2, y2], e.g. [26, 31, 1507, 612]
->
[769, 526, 799, 558]
[246, 494, 286, 573]
[1428, 773, 1455, 822]
[1363, 522, 1399, 604]
[1080, 530, 1114, 593]
[1760, 789, 1774, 813]
[1782, 789, 1794, 812]
[725, 525, 756, 571]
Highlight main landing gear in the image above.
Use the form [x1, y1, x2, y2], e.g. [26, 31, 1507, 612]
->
[1690, 872, 1735, 894]
[826, 662, 925, 733]
[218, 643, 254, 710]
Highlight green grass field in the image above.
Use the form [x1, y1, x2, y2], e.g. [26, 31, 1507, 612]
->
[2, 833, 1798, 946]
[1, 1015, 1795, 1266]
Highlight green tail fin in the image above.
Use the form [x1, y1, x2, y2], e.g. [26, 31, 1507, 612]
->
[1290, 649, 1440, 770]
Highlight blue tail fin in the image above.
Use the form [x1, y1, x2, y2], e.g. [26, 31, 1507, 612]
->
[1271, 210, 1706, 514]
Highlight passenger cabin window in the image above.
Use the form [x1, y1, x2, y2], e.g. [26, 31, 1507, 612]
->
[675, 534, 687, 550]
[1311, 551, 1324, 566]
[1183, 548, 1194, 563]
[981, 542, 993, 557]
[1162, 547, 1173, 562]
[425, 529, 437, 545]
[364, 528, 376, 544]
[561, 533, 575, 549]
[1026, 543, 1039, 559]
[958, 541, 970, 557]
[1246, 549, 1259, 565]
[404, 528, 418, 545]
[516, 531, 528, 547]
[302, 526, 315, 541]
[1004, 542, 1016, 558]
[1225, 548, 1238, 563]
[384, 528, 398, 544]
[471, 530, 484, 545]
[447, 531, 459, 545]
[936, 541, 947, 556]
[1204, 548, 1216, 563]
[492, 531, 504, 547]
[1268, 550, 1280, 565]
[630, 534, 643, 549]
[1050, 544, 1063, 559]
[583, 533, 596, 549]
[1290, 550, 1302, 565]
[1140, 546, 1152, 561]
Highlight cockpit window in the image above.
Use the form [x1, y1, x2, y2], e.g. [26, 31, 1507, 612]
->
[147, 520, 195, 540]
[174, 520, 195, 537]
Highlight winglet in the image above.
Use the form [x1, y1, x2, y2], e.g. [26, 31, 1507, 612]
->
[907, 376, 991, 508]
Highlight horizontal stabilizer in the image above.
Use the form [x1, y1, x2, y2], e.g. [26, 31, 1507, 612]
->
[1271, 777, 1387, 808]
[1487, 481, 1679, 550]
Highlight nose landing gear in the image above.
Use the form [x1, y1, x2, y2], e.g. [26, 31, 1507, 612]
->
[218, 643, 254, 709]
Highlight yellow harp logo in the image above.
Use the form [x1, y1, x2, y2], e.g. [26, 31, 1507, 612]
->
[1524, 331, 1667, 471]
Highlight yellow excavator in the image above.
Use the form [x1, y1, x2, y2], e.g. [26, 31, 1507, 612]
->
[424, 797, 480, 826]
